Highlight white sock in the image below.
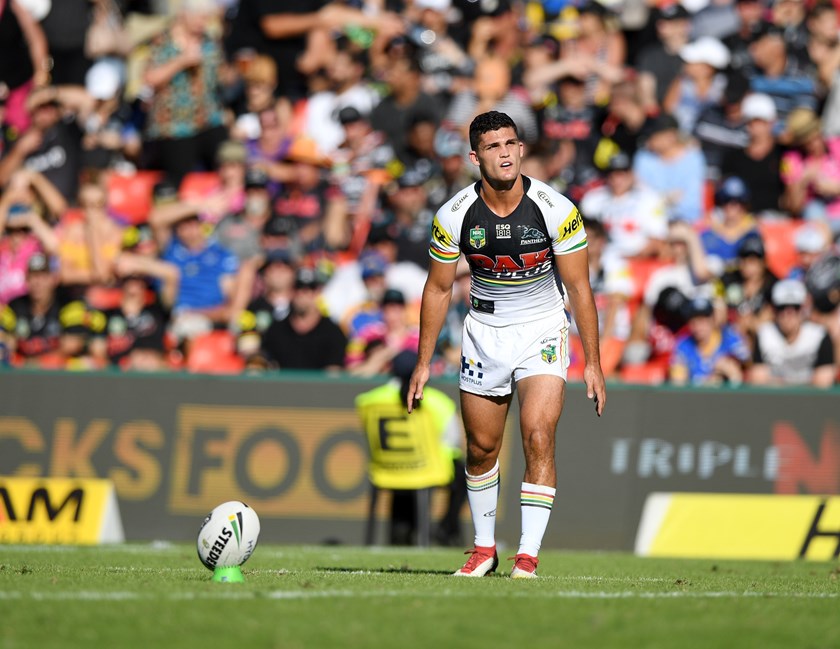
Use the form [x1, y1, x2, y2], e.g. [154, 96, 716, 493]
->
[466, 460, 500, 548]
[517, 482, 556, 557]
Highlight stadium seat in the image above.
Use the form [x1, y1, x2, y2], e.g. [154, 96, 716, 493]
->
[627, 258, 667, 305]
[620, 361, 667, 385]
[106, 170, 163, 225]
[758, 220, 799, 280]
[179, 171, 222, 203]
[185, 331, 244, 375]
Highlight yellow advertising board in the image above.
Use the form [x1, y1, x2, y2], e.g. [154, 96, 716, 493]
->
[635, 493, 840, 561]
[0, 476, 124, 545]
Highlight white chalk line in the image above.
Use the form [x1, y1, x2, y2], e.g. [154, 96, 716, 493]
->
[0, 589, 836, 602]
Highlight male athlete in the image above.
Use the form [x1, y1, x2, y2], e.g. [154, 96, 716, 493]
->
[407, 111, 606, 578]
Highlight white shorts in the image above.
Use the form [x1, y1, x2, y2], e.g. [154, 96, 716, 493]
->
[459, 310, 570, 396]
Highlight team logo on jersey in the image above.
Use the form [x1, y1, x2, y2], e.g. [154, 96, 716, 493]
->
[541, 344, 557, 364]
[469, 226, 486, 249]
[536, 190, 554, 208]
[518, 225, 547, 245]
[496, 223, 511, 239]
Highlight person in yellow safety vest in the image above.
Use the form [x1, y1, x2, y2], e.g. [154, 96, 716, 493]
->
[356, 350, 467, 546]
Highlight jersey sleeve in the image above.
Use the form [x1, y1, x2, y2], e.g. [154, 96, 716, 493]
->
[429, 208, 463, 264]
[551, 200, 588, 256]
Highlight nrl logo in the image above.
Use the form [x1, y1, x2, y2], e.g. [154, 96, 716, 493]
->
[541, 344, 557, 364]
[469, 226, 486, 249]
[536, 190, 554, 209]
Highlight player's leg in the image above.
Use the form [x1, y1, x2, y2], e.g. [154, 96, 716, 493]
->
[453, 390, 511, 576]
[511, 374, 565, 577]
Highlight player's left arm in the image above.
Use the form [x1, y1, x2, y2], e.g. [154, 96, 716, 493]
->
[557, 248, 606, 416]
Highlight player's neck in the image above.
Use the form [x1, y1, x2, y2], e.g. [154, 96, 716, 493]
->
[480, 174, 524, 218]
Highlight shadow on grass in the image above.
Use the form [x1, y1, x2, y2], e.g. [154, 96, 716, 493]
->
[316, 566, 468, 577]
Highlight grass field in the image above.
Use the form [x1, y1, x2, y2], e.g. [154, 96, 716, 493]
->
[1, 543, 838, 649]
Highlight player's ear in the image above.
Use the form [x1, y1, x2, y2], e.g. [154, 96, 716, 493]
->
[468, 150, 480, 167]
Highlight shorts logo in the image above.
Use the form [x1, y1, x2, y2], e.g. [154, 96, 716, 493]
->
[541, 344, 557, 364]
[461, 355, 484, 385]
[496, 223, 511, 239]
[469, 226, 486, 249]
[518, 225, 547, 245]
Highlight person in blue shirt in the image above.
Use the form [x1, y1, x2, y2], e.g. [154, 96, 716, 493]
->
[700, 176, 760, 274]
[669, 296, 751, 386]
[150, 205, 246, 341]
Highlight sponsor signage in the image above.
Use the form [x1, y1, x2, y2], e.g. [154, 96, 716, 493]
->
[635, 493, 840, 561]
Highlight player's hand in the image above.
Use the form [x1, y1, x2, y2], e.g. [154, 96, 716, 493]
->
[406, 362, 430, 413]
[583, 362, 606, 417]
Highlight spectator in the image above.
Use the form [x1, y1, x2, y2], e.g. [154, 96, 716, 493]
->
[670, 295, 751, 385]
[424, 127, 473, 211]
[149, 202, 244, 342]
[370, 52, 443, 162]
[724, 0, 768, 71]
[665, 37, 732, 134]
[720, 92, 784, 215]
[637, 4, 692, 112]
[0, 0, 50, 133]
[780, 107, 840, 233]
[346, 287, 419, 377]
[260, 266, 347, 371]
[237, 247, 297, 359]
[39, 0, 92, 86]
[788, 223, 831, 280]
[692, 72, 751, 179]
[700, 176, 760, 274]
[91, 253, 179, 371]
[721, 234, 777, 344]
[445, 56, 538, 145]
[581, 151, 668, 260]
[0, 169, 60, 304]
[231, 54, 289, 141]
[591, 79, 653, 164]
[142, 0, 227, 186]
[750, 279, 836, 386]
[215, 167, 272, 262]
[634, 114, 707, 223]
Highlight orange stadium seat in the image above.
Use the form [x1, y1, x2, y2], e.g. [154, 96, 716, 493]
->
[106, 170, 163, 225]
[186, 331, 244, 375]
[179, 171, 222, 202]
[620, 361, 667, 385]
[758, 220, 799, 280]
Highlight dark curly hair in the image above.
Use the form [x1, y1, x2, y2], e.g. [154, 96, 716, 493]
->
[468, 111, 519, 151]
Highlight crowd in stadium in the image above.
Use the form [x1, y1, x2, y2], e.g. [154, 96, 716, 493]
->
[0, 0, 838, 386]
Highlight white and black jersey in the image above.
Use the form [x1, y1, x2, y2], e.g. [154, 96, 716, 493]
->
[430, 175, 587, 326]
[753, 321, 835, 385]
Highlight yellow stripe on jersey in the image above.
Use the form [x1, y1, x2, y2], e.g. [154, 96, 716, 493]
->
[429, 214, 460, 262]
[557, 206, 583, 242]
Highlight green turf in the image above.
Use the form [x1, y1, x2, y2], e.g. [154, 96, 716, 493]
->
[1, 544, 838, 649]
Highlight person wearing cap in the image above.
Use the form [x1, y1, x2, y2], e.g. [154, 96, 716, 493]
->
[720, 92, 784, 215]
[260, 266, 347, 371]
[633, 112, 707, 223]
[142, 0, 226, 187]
[346, 287, 420, 377]
[746, 22, 816, 127]
[355, 349, 467, 546]
[0, 169, 60, 304]
[724, 0, 771, 71]
[231, 54, 290, 143]
[700, 176, 760, 272]
[339, 251, 390, 338]
[214, 167, 272, 263]
[236, 247, 297, 360]
[663, 37, 731, 134]
[750, 279, 836, 386]
[1, 252, 65, 362]
[788, 223, 831, 281]
[637, 4, 693, 112]
[669, 295, 751, 386]
[721, 233, 778, 340]
[691, 72, 751, 178]
[581, 150, 668, 260]
[781, 107, 840, 232]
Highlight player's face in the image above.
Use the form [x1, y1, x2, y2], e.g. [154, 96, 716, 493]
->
[470, 127, 523, 187]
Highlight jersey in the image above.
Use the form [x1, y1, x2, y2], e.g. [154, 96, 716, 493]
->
[753, 321, 834, 385]
[430, 175, 587, 327]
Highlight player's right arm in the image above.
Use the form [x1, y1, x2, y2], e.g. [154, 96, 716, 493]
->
[407, 259, 458, 412]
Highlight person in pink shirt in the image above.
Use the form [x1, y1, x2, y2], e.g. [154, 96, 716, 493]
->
[781, 107, 840, 233]
[0, 169, 60, 304]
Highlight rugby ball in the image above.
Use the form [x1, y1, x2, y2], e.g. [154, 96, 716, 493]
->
[196, 501, 260, 570]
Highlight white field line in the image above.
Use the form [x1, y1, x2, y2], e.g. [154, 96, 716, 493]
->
[0, 589, 837, 602]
